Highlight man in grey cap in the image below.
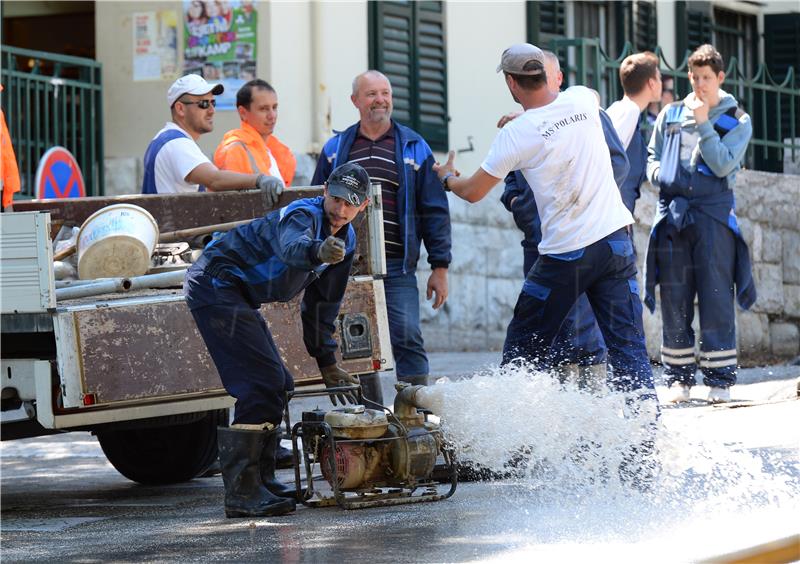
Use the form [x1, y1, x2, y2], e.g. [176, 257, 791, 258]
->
[434, 43, 656, 417]
[142, 74, 283, 204]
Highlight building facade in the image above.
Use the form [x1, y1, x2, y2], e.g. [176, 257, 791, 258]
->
[3, 0, 799, 360]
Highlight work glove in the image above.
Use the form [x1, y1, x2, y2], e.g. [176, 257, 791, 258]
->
[317, 236, 346, 264]
[256, 174, 284, 208]
[320, 364, 359, 406]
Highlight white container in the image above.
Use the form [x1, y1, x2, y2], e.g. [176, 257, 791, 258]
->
[77, 204, 159, 280]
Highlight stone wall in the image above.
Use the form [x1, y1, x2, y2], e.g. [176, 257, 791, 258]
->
[418, 170, 800, 365]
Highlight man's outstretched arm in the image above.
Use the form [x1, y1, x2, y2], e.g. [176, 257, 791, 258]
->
[432, 150, 500, 204]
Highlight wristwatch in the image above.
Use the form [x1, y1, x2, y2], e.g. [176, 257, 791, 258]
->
[440, 172, 455, 191]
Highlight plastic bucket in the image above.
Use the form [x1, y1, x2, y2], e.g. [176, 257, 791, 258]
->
[77, 204, 160, 280]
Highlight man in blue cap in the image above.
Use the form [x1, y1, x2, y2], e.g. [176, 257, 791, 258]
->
[185, 163, 371, 518]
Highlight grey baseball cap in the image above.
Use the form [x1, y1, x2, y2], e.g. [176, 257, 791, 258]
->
[326, 163, 371, 206]
[496, 43, 546, 75]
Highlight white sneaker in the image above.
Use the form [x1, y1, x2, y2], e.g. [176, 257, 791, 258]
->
[666, 383, 691, 403]
[707, 386, 731, 403]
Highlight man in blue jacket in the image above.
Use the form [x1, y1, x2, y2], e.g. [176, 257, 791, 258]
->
[312, 70, 452, 400]
[185, 163, 371, 518]
[646, 44, 755, 404]
[499, 50, 630, 390]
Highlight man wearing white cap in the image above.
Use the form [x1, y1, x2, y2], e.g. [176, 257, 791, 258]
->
[141, 74, 283, 205]
[434, 44, 655, 406]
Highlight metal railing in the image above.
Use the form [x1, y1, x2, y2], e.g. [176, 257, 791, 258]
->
[1, 45, 104, 198]
[550, 38, 798, 173]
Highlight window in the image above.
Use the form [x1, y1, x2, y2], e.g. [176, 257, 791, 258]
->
[632, 1, 657, 52]
[759, 12, 800, 172]
[676, 1, 713, 59]
[713, 7, 757, 79]
[527, 1, 566, 45]
[368, 1, 448, 152]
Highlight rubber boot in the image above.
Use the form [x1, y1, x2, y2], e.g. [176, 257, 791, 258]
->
[199, 457, 222, 477]
[260, 427, 298, 501]
[359, 372, 384, 406]
[218, 427, 296, 518]
[578, 364, 607, 395]
[275, 443, 294, 470]
[556, 364, 580, 388]
[398, 374, 429, 387]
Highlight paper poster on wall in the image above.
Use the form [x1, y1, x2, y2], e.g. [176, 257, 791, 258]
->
[183, 0, 257, 110]
[133, 11, 178, 82]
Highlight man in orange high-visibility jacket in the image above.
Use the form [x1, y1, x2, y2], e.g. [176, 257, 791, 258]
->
[214, 79, 296, 186]
[1, 85, 21, 211]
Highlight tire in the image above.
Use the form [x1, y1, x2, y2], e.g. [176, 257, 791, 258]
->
[96, 409, 228, 485]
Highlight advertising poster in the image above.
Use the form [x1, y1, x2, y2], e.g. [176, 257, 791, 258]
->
[183, 0, 257, 110]
[133, 11, 178, 82]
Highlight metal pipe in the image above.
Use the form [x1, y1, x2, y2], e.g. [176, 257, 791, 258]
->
[55, 269, 187, 301]
[393, 384, 444, 419]
[158, 219, 253, 243]
[55, 278, 99, 289]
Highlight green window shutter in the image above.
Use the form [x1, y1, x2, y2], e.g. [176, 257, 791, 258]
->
[759, 12, 800, 172]
[540, 1, 566, 36]
[687, 10, 712, 49]
[764, 13, 800, 81]
[634, 1, 658, 52]
[369, 1, 414, 126]
[676, 1, 713, 57]
[415, 1, 448, 151]
[368, 1, 448, 152]
[526, 1, 565, 45]
[686, 11, 712, 50]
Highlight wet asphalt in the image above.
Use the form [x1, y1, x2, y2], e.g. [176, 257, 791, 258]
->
[1, 353, 798, 562]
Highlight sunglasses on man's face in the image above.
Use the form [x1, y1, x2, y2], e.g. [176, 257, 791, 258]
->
[180, 99, 216, 109]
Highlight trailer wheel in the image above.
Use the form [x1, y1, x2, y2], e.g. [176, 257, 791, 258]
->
[96, 409, 228, 485]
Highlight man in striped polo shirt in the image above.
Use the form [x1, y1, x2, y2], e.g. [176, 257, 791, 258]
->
[312, 70, 452, 403]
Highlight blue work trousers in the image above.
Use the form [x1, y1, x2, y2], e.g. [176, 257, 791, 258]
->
[385, 259, 429, 378]
[656, 217, 737, 388]
[524, 247, 607, 367]
[504, 230, 654, 394]
[191, 295, 294, 427]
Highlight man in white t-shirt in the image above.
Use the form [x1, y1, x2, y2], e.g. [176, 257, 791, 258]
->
[605, 52, 662, 214]
[141, 74, 283, 206]
[434, 44, 655, 403]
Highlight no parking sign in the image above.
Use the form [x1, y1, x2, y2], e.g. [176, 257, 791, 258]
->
[35, 146, 86, 199]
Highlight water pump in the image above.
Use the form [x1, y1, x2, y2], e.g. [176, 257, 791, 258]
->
[290, 383, 457, 509]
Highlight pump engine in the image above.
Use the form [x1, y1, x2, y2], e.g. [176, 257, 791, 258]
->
[291, 383, 456, 509]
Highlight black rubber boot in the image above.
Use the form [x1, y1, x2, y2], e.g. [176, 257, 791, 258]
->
[275, 444, 294, 470]
[260, 427, 298, 501]
[218, 427, 296, 518]
[359, 372, 384, 405]
[199, 457, 222, 477]
[398, 374, 429, 387]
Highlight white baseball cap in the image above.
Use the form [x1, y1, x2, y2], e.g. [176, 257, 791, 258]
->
[167, 74, 224, 107]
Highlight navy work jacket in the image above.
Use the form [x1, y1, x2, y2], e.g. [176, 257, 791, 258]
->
[186, 196, 356, 367]
[312, 120, 451, 274]
[643, 103, 756, 313]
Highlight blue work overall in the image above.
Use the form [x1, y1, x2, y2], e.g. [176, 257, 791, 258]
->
[502, 229, 654, 397]
[620, 119, 648, 215]
[644, 104, 756, 389]
[185, 197, 356, 426]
